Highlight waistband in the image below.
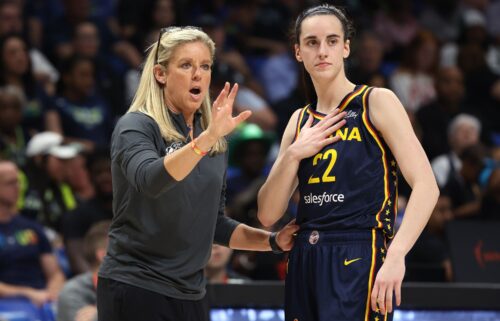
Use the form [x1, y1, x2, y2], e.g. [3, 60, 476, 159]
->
[295, 229, 384, 245]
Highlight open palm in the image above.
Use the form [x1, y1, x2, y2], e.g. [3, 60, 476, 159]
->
[207, 82, 252, 139]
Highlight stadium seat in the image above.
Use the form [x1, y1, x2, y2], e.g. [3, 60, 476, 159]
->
[0, 299, 55, 321]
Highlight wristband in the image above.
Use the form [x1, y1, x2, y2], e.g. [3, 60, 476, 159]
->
[191, 140, 208, 156]
[269, 232, 284, 254]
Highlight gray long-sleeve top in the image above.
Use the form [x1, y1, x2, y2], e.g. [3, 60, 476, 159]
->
[99, 111, 240, 300]
[57, 272, 97, 321]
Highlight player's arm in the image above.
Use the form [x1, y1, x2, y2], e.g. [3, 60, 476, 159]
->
[257, 109, 302, 227]
[257, 108, 346, 227]
[368, 88, 439, 315]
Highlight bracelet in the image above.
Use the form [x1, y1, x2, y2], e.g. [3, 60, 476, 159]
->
[269, 232, 284, 254]
[191, 140, 208, 156]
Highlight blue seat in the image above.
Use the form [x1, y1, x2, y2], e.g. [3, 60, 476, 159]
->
[0, 299, 55, 321]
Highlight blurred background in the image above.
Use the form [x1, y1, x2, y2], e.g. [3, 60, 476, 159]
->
[0, 0, 499, 320]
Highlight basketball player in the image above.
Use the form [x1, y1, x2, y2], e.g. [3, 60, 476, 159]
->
[257, 5, 439, 321]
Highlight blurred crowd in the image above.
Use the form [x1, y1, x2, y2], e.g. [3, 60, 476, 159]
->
[0, 0, 500, 318]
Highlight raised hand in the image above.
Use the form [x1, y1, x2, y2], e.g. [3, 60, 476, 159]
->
[206, 82, 252, 139]
[276, 219, 300, 251]
[289, 108, 347, 161]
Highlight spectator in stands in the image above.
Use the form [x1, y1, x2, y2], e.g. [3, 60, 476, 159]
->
[19, 132, 78, 234]
[457, 42, 500, 139]
[198, 14, 278, 131]
[0, 160, 65, 306]
[406, 194, 454, 282]
[420, 0, 461, 43]
[226, 127, 291, 283]
[228, 2, 299, 106]
[440, 9, 490, 67]
[149, 0, 177, 36]
[70, 22, 127, 117]
[348, 31, 387, 88]
[389, 30, 439, 113]
[65, 153, 94, 203]
[0, 34, 54, 135]
[444, 144, 488, 218]
[480, 167, 500, 220]
[0, 85, 29, 167]
[373, 0, 420, 62]
[47, 55, 114, 153]
[432, 114, 481, 189]
[0, 1, 59, 95]
[486, 1, 500, 76]
[226, 123, 274, 221]
[205, 244, 248, 284]
[57, 220, 110, 321]
[45, 0, 111, 61]
[63, 149, 112, 274]
[417, 67, 467, 160]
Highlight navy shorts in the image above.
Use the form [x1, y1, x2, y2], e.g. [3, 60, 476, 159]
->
[285, 229, 393, 321]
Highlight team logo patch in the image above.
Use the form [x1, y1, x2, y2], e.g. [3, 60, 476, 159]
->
[309, 230, 319, 245]
[165, 141, 184, 155]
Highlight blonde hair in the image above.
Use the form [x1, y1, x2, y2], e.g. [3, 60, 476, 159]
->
[128, 26, 226, 154]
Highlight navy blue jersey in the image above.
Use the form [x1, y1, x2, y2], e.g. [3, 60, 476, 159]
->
[294, 85, 398, 237]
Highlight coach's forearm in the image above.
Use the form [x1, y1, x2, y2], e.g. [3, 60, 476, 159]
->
[164, 131, 218, 181]
[229, 224, 271, 251]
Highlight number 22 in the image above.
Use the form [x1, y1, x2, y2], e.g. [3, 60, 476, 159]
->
[308, 149, 338, 184]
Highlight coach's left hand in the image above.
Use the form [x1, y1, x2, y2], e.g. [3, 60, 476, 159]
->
[276, 219, 300, 251]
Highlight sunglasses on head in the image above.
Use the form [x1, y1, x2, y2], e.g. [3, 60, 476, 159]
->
[154, 26, 203, 65]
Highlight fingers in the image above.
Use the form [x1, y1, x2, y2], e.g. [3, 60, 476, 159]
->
[315, 108, 341, 127]
[318, 118, 346, 147]
[323, 118, 346, 138]
[288, 224, 300, 233]
[233, 110, 252, 125]
[317, 110, 347, 130]
[227, 83, 239, 107]
[371, 283, 379, 312]
[377, 285, 387, 315]
[213, 83, 228, 110]
[213, 82, 238, 114]
[386, 286, 394, 313]
[235, 110, 252, 123]
[395, 282, 402, 307]
[372, 283, 398, 315]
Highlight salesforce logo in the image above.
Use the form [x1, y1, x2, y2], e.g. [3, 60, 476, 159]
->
[303, 192, 345, 206]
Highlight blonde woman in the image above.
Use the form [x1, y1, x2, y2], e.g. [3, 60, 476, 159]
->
[97, 27, 299, 321]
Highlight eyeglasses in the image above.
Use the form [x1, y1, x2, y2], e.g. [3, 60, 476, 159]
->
[154, 26, 203, 65]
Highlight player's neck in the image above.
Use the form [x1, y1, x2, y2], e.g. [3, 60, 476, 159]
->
[315, 76, 355, 114]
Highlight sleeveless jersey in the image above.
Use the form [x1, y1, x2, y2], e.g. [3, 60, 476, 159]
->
[294, 85, 398, 237]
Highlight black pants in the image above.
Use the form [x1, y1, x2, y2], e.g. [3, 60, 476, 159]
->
[97, 277, 210, 321]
